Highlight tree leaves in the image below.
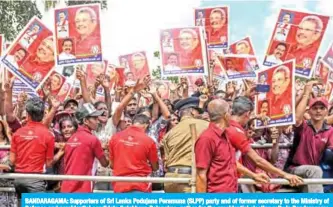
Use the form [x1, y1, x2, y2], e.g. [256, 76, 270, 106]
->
[0, 0, 42, 41]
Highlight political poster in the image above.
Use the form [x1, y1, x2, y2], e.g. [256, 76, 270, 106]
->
[255, 60, 295, 128]
[263, 8, 330, 78]
[119, 51, 150, 81]
[217, 55, 256, 80]
[322, 41, 333, 71]
[160, 27, 208, 77]
[194, 6, 229, 48]
[207, 49, 225, 80]
[224, 36, 260, 70]
[1, 17, 55, 91]
[54, 4, 102, 65]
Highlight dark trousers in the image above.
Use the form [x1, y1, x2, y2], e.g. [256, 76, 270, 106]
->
[14, 179, 46, 199]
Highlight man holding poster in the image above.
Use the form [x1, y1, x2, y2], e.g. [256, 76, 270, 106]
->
[255, 60, 295, 128]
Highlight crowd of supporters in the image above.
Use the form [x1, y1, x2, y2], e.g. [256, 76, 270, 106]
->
[0, 66, 332, 206]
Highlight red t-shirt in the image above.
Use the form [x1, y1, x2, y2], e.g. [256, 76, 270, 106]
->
[21, 55, 54, 82]
[179, 46, 203, 68]
[207, 27, 227, 45]
[285, 42, 318, 69]
[75, 30, 101, 58]
[109, 126, 158, 193]
[61, 126, 105, 193]
[286, 121, 333, 170]
[10, 121, 54, 173]
[227, 120, 251, 155]
[269, 89, 292, 118]
[195, 123, 238, 193]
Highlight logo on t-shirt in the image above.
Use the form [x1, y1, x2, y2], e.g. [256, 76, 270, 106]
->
[128, 136, 133, 141]
[73, 137, 78, 142]
[28, 130, 33, 135]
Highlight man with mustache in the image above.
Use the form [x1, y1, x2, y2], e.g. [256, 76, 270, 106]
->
[5, 48, 27, 69]
[207, 8, 227, 46]
[164, 53, 181, 71]
[20, 36, 55, 83]
[269, 65, 292, 117]
[286, 15, 324, 70]
[178, 29, 203, 68]
[74, 7, 101, 58]
[259, 100, 269, 117]
[59, 39, 75, 61]
[265, 43, 287, 65]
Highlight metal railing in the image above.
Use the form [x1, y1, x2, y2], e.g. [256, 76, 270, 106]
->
[0, 144, 293, 150]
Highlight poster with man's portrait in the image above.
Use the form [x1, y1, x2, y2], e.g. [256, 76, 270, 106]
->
[54, 4, 102, 65]
[208, 49, 225, 80]
[263, 9, 330, 78]
[118, 51, 150, 82]
[37, 71, 70, 102]
[224, 36, 260, 70]
[322, 41, 333, 71]
[255, 60, 295, 128]
[314, 59, 330, 84]
[194, 6, 229, 49]
[160, 27, 208, 77]
[1, 17, 55, 91]
[217, 55, 256, 80]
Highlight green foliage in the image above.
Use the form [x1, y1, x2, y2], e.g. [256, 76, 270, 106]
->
[66, 0, 107, 9]
[0, 0, 42, 41]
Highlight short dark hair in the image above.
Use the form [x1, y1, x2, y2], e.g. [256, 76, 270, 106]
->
[132, 114, 150, 125]
[62, 38, 73, 46]
[94, 101, 106, 109]
[215, 90, 225, 95]
[25, 97, 45, 122]
[232, 96, 254, 116]
[17, 48, 27, 57]
[59, 116, 78, 132]
[276, 42, 287, 49]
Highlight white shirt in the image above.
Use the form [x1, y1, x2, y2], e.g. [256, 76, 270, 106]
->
[59, 52, 76, 61]
[266, 54, 282, 65]
[164, 64, 181, 71]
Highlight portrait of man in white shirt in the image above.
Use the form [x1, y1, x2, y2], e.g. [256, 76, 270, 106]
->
[59, 39, 76, 61]
[265, 42, 287, 65]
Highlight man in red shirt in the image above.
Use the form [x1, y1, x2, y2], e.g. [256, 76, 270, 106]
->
[207, 8, 227, 46]
[227, 96, 303, 192]
[269, 65, 292, 118]
[286, 15, 324, 72]
[74, 7, 101, 58]
[61, 103, 109, 192]
[109, 114, 158, 193]
[10, 97, 54, 200]
[286, 81, 333, 192]
[21, 36, 55, 83]
[178, 28, 203, 68]
[196, 99, 238, 192]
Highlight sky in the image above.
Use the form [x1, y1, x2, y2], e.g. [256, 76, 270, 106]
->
[38, 0, 333, 69]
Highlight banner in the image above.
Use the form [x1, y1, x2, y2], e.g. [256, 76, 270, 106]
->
[160, 27, 208, 77]
[217, 55, 256, 80]
[322, 41, 333, 71]
[224, 36, 260, 70]
[1, 17, 55, 91]
[194, 6, 229, 49]
[263, 9, 330, 78]
[22, 193, 333, 207]
[54, 4, 103, 65]
[119, 51, 150, 81]
[255, 60, 295, 128]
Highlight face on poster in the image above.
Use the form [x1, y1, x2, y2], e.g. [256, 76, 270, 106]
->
[208, 49, 225, 80]
[1, 17, 55, 91]
[217, 55, 256, 80]
[37, 71, 70, 102]
[314, 59, 330, 84]
[194, 6, 229, 49]
[160, 27, 208, 77]
[263, 9, 330, 78]
[153, 81, 170, 100]
[54, 4, 102, 65]
[119, 51, 150, 82]
[255, 60, 295, 128]
[225, 36, 260, 70]
[322, 41, 333, 71]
